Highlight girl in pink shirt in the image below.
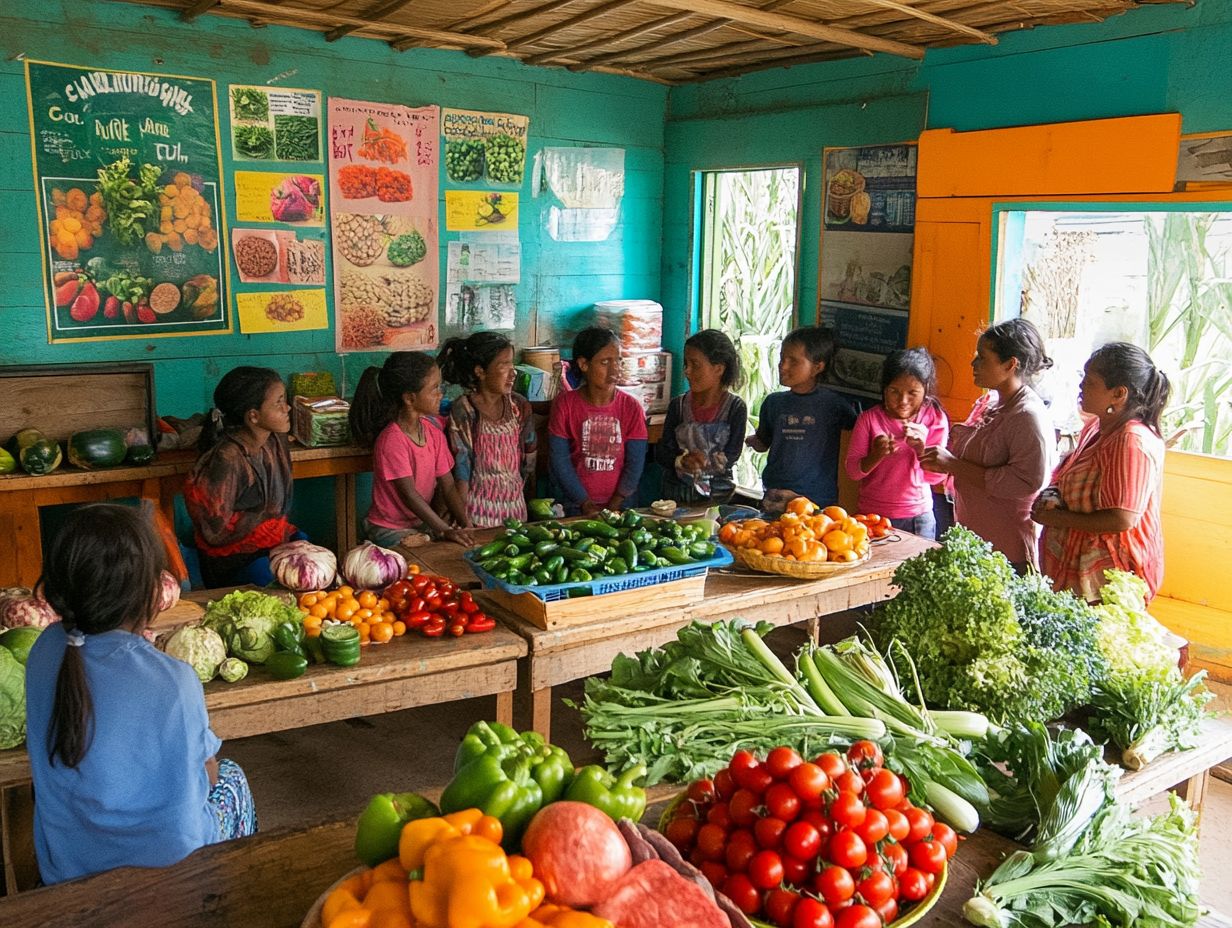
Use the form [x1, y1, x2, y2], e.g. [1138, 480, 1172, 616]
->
[845, 348, 949, 539]
[350, 352, 476, 548]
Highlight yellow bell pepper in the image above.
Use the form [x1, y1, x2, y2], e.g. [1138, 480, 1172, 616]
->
[400, 809, 504, 871]
[410, 834, 544, 928]
[516, 904, 616, 928]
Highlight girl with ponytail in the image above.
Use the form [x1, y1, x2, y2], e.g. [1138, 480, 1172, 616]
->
[26, 505, 256, 884]
[1033, 342, 1172, 602]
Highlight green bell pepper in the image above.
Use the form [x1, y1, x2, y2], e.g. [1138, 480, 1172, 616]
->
[272, 621, 306, 657]
[354, 791, 438, 867]
[565, 764, 648, 822]
[453, 722, 575, 803]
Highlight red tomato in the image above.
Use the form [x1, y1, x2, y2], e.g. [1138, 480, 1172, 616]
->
[730, 788, 761, 827]
[707, 803, 734, 830]
[792, 896, 835, 928]
[881, 840, 908, 878]
[864, 769, 905, 811]
[827, 830, 867, 869]
[765, 783, 802, 822]
[715, 768, 737, 800]
[909, 839, 947, 875]
[854, 809, 888, 845]
[788, 762, 830, 804]
[729, 749, 758, 775]
[735, 764, 775, 795]
[783, 820, 822, 861]
[408, 596, 427, 613]
[755, 817, 787, 850]
[748, 850, 785, 890]
[814, 865, 855, 906]
[873, 897, 898, 924]
[665, 814, 699, 849]
[834, 770, 865, 796]
[801, 809, 834, 843]
[846, 740, 884, 770]
[696, 823, 728, 860]
[857, 869, 895, 908]
[688, 778, 717, 805]
[765, 888, 801, 928]
[815, 752, 848, 781]
[410, 575, 431, 591]
[835, 904, 881, 928]
[898, 867, 929, 902]
[725, 829, 758, 872]
[931, 822, 959, 859]
[884, 808, 910, 843]
[700, 861, 728, 889]
[766, 746, 804, 780]
[722, 873, 761, 916]
[829, 791, 867, 829]
[781, 853, 812, 887]
[406, 610, 433, 629]
[904, 807, 934, 845]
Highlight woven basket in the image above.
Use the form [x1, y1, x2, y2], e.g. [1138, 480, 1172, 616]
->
[726, 544, 871, 579]
[302, 866, 366, 928]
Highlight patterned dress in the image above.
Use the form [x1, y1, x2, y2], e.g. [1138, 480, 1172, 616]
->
[448, 393, 537, 528]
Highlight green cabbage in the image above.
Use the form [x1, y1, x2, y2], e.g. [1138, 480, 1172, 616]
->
[164, 626, 227, 683]
[202, 589, 301, 665]
[1093, 570, 1178, 679]
[0, 647, 26, 749]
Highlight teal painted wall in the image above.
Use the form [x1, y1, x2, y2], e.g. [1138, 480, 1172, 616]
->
[662, 0, 1232, 383]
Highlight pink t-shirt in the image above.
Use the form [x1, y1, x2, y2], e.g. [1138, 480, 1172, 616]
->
[367, 419, 453, 530]
[845, 403, 950, 518]
[549, 388, 648, 504]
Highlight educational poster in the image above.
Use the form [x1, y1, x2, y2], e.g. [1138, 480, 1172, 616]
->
[235, 288, 328, 334]
[819, 301, 910, 398]
[328, 97, 440, 352]
[230, 229, 326, 284]
[441, 108, 529, 185]
[445, 190, 518, 231]
[25, 60, 230, 342]
[444, 239, 519, 330]
[818, 232, 914, 310]
[228, 85, 322, 162]
[823, 144, 916, 233]
[234, 170, 325, 225]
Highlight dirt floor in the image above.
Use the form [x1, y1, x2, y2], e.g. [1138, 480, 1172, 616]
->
[225, 626, 1232, 916]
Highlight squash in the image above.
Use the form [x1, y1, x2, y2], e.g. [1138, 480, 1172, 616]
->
[8, 428, 62, 476]
[125, 444, 156, 466]
[68, 428, 128, 470]
[0, 448, 15, 475]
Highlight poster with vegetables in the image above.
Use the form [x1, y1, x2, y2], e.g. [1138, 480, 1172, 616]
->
[445, 190, 518, 231]
[235, 288, 328, 334]
[25, 60, 229, 342]
[234, 171, 325, 226]
[441, 108, 528, 186]
[228, 85, 322, 163]
[327, 97, 440, 353]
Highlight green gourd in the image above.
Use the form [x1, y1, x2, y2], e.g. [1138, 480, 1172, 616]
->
[67, 428, 128, 470]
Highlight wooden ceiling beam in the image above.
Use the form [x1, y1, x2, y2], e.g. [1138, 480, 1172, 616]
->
[442, 0, 513, 31]
[524, 10, 695, 63]
[181, 0, 223, 21]
[635, 0, 925, 58]
[857, 0, 996, 43]
[494, 0, 644, 53]
[467, 0, 582, 36]
[210, 0, 507, 48]
[325, 0, 415, 41]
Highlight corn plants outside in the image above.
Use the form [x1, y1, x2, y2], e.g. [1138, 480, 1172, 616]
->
[1144, 212, 1232, 458]
[701, 168, 801, 493]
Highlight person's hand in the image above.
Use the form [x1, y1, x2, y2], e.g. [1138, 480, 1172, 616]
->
[870, 433, 896, 462]
[682, 450, 707, 474]
[580, 500, 602, 516]
[443, 527, 477, 547]
[746, 435, 767, 452]
[1031, 489, 1064, 523]
[919, 445, 956, 473]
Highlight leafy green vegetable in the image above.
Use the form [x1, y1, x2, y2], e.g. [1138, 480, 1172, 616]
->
[1093, 570, 1178, 679]
[273, 115, 320, 161]
[201, 589, 301, 665]
[964, 794, 1202, 928]
[231, 86, 269, 121]
[1090, 669, 1213, 770]
[0, 646, 25, 750]
[872, 527, 1104, 723]
[234, 124, 275, 160]
[96, 158, 162, 246]
[387, 231, 427, 267]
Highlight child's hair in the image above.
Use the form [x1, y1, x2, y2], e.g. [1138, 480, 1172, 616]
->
[37, 504, 167, 769]
[1087, 342, 1172, 436]
[437, 331, 514, 391]
[783, 326, 839, 376]
[349, 351, 439, 447]
[880, 347, 938, 403]
[198, 366, 283, 451]
[980, 318, 1053, 384]
[572, 326, 620, 365]
[685, 329, 742, 389]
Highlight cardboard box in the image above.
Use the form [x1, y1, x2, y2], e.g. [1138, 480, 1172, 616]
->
[514, 364, 560, 403]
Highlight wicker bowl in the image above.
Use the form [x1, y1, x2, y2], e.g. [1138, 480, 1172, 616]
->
[302, 866, 366, 928]
[726, 544, 872, 579]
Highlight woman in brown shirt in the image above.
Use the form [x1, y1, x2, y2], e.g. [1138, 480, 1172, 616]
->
[920, 319, 1056, 572]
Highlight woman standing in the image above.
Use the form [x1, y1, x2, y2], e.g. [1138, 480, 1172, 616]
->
[921, 319, 1056, 572]
[1034, 343, 1170, 602]
[438, 332, 537, 528]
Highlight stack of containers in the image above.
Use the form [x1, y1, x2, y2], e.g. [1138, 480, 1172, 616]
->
[594, 299, 670, 414]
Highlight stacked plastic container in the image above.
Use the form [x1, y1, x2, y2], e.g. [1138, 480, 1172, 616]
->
[594, 299, 669, 414]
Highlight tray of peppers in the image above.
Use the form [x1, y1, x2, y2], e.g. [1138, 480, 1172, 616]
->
[465, 510, 733, 603]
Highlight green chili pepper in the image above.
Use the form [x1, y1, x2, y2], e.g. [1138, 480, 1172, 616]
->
[533, 540, 560, 558]
[618, 539, 639, 568]
[568, 568, 593, 583]
[608, 557, 629, 575]
[475, 540, 507, 560]
[575, 519, 621, 539]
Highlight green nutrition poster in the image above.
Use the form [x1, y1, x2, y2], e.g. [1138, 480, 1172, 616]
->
[26, 60, 231, 343]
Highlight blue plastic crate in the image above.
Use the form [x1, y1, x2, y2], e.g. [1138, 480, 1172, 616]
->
[464, 545, 733, 603]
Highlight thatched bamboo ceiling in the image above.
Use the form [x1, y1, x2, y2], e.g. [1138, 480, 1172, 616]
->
[130, 0, 1189, 83]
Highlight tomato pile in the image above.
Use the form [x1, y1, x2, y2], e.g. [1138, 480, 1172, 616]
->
[661, 742, 959, 928]
[382, 573, 496, 638]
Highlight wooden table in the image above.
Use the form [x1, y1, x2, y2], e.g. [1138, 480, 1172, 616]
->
[0, 625, 525, 894]
[1115, 716, 1232, 818]
[0, 444, 372, 589]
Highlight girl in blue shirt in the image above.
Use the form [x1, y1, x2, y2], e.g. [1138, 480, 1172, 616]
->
[26, 504, 257, 884]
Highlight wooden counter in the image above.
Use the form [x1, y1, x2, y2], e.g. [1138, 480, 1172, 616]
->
[0, 444, 372, 588]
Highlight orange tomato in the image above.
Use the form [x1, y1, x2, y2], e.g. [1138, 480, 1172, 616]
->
[787, 536, 811, 559]
[786, 496, 817, 516]
[800, 542, 826, 562]
[732, 529, 754, 548]
[299, 592, 320, 607]
[358, 591, 378, 609]
[837, 549, 859, 562]
[822, 529, 853, 553]
[407, 563, 420, 575]
[742, 519, 769, 533]
[370, 623, 395, 644]
[310, 603, 329, 620]
[337, 585, 355, 598]
[376, 598, 390, 613]
[391, 620, 407, 637]
[719, 522, 740, 544]
[759, 537, 785, 555]
[303, 615, 323, 631]
[354, 608, 374, 622]
[823, 505, 848, 521]
[337, 603, 357, 621]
